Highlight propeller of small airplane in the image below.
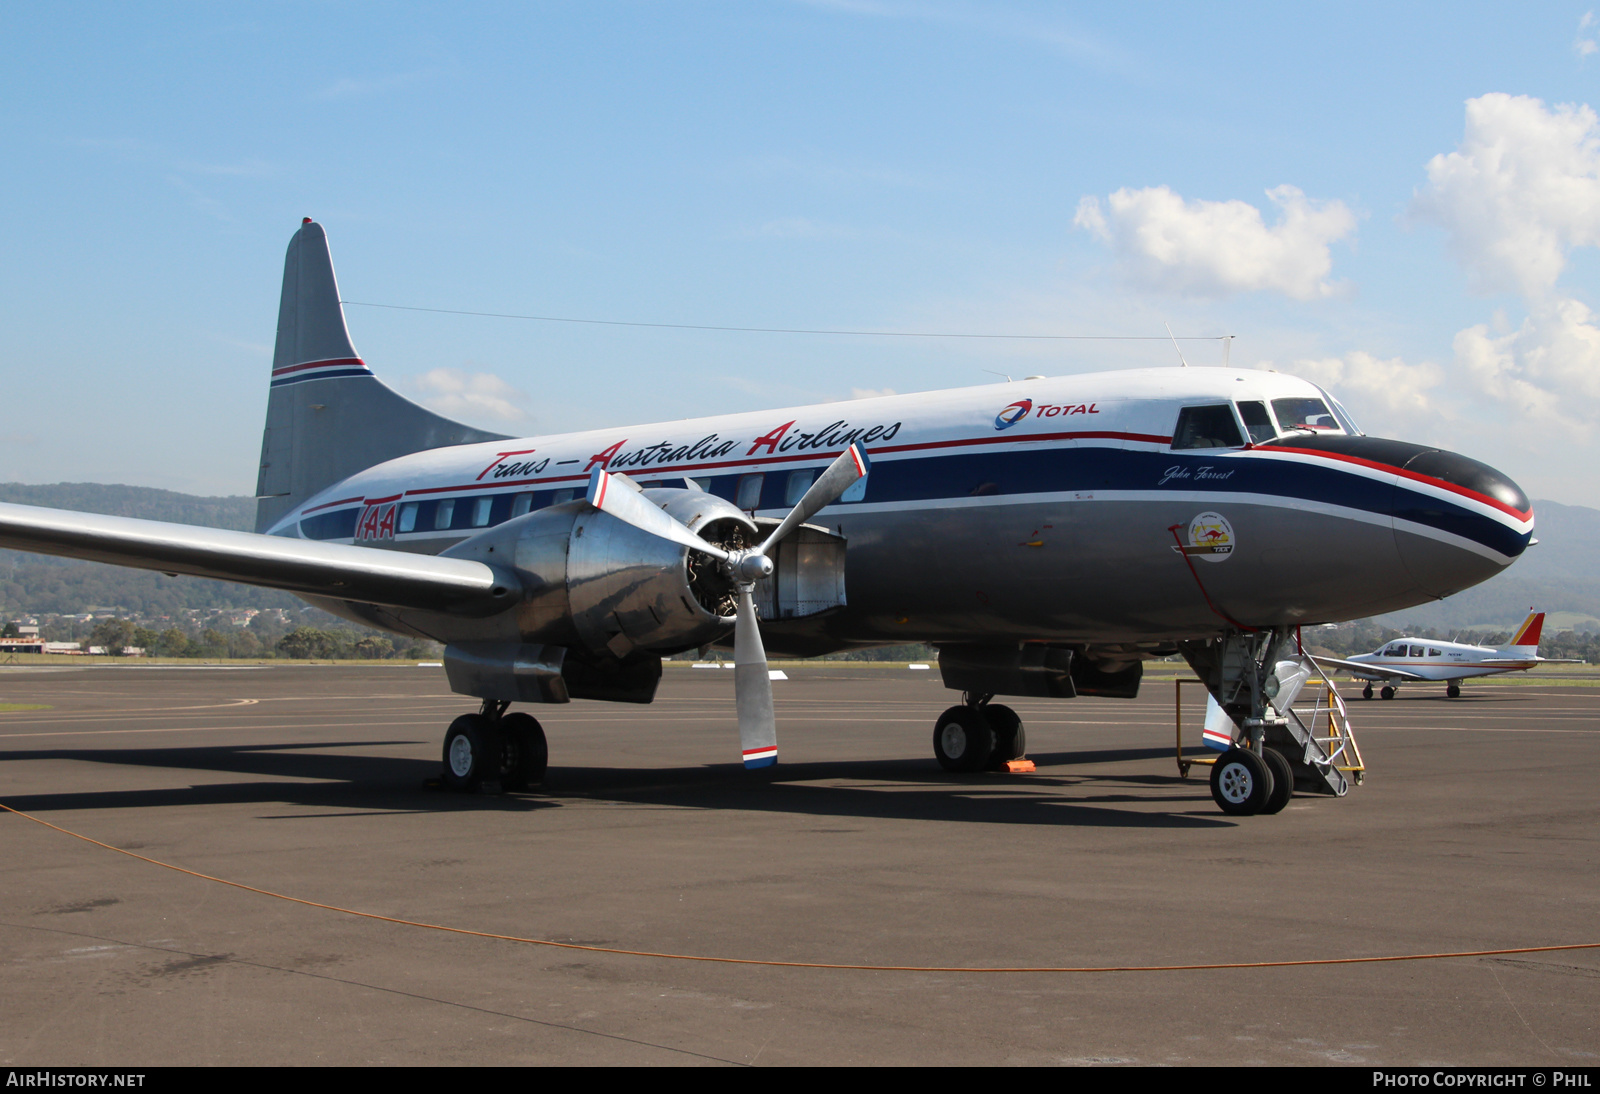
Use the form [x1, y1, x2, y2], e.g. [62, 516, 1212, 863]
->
[586, 443, 870, 768]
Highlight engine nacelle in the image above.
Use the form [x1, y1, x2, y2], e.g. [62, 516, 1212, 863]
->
[440, 487, 844, 660]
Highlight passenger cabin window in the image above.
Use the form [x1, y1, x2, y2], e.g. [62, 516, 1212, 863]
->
[552, 489, 575, 506]
[1237, 401, 1276, 444]
[397, 502, 419, 533]
[785, 470, 815, 506]
[1272, 397, 1341, 434]
[1409, 646, 1424, 657]
[511, 493, 533, 518]
[471, 497, 493, 527]
[1171, 405, 1244, 450]
[434, 499, 455, 530]
[736, 473, 765, 510]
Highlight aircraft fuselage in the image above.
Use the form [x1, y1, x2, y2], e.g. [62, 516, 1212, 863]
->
[269, 366, 1533, 654]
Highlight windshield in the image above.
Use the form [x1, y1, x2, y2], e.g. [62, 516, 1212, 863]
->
[1271, 397, 1342, 434]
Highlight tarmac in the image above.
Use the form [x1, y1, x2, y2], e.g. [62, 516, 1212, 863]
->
[0, 661, 1595, 1066]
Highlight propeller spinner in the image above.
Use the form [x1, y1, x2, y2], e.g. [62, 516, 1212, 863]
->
[586, 444, 869, 768]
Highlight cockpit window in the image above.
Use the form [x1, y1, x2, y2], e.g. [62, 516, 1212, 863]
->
[1237, 401, 1276, 444]
[1171, 404, 1244, 450]
[1271, 397, 1342, 434]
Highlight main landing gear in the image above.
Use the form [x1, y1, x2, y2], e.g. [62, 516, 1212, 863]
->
[441, 700, 548, 793]
[932, 694, 1028, 772]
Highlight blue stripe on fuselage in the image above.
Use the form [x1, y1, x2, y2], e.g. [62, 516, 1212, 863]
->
[299, 443, 1529, 559]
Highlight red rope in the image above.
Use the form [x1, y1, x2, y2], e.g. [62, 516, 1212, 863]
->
[1167, 524, 1256, 632]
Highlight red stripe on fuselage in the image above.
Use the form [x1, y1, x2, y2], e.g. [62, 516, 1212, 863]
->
[1265, 446, 1532, 522]
[396, 430, 1173, 498]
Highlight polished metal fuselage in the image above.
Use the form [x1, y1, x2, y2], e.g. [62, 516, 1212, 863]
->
[276, 367, 1532, 654]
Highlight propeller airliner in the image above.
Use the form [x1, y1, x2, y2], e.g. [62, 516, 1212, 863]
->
[0, 221, 1537, 814]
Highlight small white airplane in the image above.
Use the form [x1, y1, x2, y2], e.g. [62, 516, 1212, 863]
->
[0, 220, 1539, 814]
[1315, 611, 1574, 699]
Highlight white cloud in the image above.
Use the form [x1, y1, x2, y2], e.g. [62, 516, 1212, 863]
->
[1412, 93, 1600, 298]
[404, 368, 531, 424]
[1270, 351, 1448, 428]
[1452, 296, 1600, 434]
[849, 387, 897, 399]
[1577, 12, 1598, 59]
[1074, 184, 1357, 300]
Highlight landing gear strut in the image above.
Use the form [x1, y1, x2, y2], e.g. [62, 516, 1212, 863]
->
[440, 700, 548, 793]
[932, 694, 1028, 772]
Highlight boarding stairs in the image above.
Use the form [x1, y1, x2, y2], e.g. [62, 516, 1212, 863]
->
[1176, 653, 1365, 795]
[1262, 654, 1365, 795]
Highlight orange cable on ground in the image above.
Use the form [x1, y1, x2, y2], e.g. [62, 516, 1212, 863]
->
[6, 800, 1597, 974]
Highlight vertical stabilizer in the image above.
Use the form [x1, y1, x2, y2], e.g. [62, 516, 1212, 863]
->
[1499, 611, 1544, 653]
[254, 220, 509, 532]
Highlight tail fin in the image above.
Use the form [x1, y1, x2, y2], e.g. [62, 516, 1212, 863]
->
[1500, 611, 1544, 651]
[254, 220, 509, 532]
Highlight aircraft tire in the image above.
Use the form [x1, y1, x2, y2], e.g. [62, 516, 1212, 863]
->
[1362, 684, 1373, 700]
[1209, 747, 1272, 816]
[984, 704, 1026, 767]
[933, 706, 995, 773]
[1446, 683, 1461, 699]
[498, 712, 549, 791]
[1260, 747, 1294, 814]
[442, 714, 503, 793]
[1380, 686, 1395, 700]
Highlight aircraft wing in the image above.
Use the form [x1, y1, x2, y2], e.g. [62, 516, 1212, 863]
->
[0, 502, 516, 616]
[1309, 655, 1430, 682]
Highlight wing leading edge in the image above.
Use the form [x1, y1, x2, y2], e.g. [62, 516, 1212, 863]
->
[1308, 655, 1430, 682]
[0, 502, 517, 617]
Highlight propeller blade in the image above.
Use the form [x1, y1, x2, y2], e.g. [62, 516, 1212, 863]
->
[734, 584, 776, 768]
[762, 443, 870, 549]
[586, 468, 731, 561]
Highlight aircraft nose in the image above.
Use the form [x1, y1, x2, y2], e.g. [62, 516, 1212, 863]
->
[1264, 434, 1533, 601]
[1386, 446, 1532, 598]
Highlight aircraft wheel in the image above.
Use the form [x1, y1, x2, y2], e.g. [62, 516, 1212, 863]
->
[1260, 747, 1294, 815]
[442, 714, 503, 793]
[984, 703, 1026, 767]
[933, 706, 995, 773]
[1362, 684, 1373, 700]
[1209, 747, 1272, 816]
[1380, 686, 1396, 700]
[1446, 684, 1461, 699]
[498, 712, 548, 791]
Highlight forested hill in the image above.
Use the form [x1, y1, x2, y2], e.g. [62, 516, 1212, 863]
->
[0, 482, 256, 530]
[0, 482, 298, 616]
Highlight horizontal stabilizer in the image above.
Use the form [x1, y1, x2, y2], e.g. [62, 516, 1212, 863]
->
[0, 502, 518, 616]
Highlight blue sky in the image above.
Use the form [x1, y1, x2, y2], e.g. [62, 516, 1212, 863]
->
[5, 3, 1600, 503]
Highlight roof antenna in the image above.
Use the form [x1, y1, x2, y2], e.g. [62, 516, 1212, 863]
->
[1164, 322, 1189, 367]
[981, 369, 1014, 382]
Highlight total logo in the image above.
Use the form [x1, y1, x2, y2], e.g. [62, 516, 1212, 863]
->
[995, 398, 1099, 430]
[995, 400, 1033, 430]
